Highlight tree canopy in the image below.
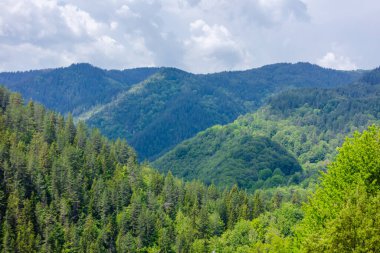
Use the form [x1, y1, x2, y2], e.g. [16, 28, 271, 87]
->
[298, 126, 380, 252]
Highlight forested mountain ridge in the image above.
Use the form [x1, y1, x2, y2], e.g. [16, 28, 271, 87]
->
[0, 87, 310, 252]
[360, 66, 380, 84]
[0, 63, 160, 115]
[82, 63, 363, 160]
[151, 127, 303, 189]
[1, 86, 379, 251]
[153, 68, 380, 190]
[0, 63, 363, 160]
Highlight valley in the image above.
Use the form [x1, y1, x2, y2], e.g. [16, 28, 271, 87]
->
[0, 64, 379, 252]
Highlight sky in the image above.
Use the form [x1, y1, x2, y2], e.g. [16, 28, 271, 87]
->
[0, 0, 379, 73]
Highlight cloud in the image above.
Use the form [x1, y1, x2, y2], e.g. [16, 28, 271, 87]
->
[184, 19, 251, 72]
[60, 4, 102, 37]
[183, 0, 202, 7]
[190, 0, 309, 27]
[0, 0, 379, 72]
[317, 52, 357, 70]
[0, 0, 155, 70]
[257, 0, 309, 23]
[0, 0, 103, 44]
[0, 42, 72, 71]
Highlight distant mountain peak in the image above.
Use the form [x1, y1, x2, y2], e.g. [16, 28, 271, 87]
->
[158, 67, 190, 75]
[66, 63, 103, 71]
[360, 66, 380, 85]
[68, 62, 95, 68]
[0, 62, 365, 161]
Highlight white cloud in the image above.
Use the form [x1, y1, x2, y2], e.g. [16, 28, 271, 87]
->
[0, 0, 379, 72]
[190, 0, 308, 27]
[184, 19, 251, 72]
[0, 0, 156, 70]
[116, 4, 140, 18]
[317, 52, 357, 70]
[60, 4, 102, 37]
[257, 0, 309, 23]
[0, 42, 73, 71]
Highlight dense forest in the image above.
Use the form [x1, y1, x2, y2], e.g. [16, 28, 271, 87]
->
[153, 69, 380, 190]
[0, 64, 159, 116]
[1, 87, 379, 252]
[0, 63, 363, 160]
[153, 127, 303, 190]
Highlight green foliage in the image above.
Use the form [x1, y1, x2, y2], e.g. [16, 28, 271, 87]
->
[0, 87, 311, 252]
[360, 66, 380, 85]
[155, 77, 380, 190]
[1, 62, 361, 161]
[209, 203, 303, 252]
[0, 63, 379, 252]
[85, 63, 361, 160]
[297, 126, 380, 252]
[154, 129, 301, 190]
[0, 63, 159, 116]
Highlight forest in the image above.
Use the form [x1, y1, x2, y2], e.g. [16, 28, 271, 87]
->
[0, 63, 362, 160]
[0, 86, 308, 252]
[1, 67, 380, 252]
[153, 71, 380, 190]
[1, 0, 379, 251]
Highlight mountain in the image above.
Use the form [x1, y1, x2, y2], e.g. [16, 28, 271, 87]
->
[0, 63, 159, 115]
[150, 126, 302, 189]
[0, 86, 309, 252]
[211, 126, 380, 252]
[83, 63, 363, 160]
[0, 63, 363, 160]
[360, 66, 380, 85]
[153, 68, 380, 189]
[0, 79, 379, 252]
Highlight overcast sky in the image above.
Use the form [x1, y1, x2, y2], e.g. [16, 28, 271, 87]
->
[0, 0, 379, 73]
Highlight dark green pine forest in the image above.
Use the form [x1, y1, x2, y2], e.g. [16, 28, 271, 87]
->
[0, 65, 379, 252]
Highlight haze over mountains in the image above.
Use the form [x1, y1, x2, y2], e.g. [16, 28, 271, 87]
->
[0, 62, 364, 161]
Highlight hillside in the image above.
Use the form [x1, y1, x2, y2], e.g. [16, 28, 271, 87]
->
[0, 87, 309, 252]
[1, 86, 379, 251]
[153, 69, 380, 190]
[0, 63, 363, 160]
[150, 126, 301, 189]
[0, 63, 159, 115]
[82, 63, 362, 160]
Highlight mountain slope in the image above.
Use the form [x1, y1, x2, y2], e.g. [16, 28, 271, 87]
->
[360, 66, 380, 85]
[151, 126, 302, 188]
[0, 87, 309, 252]
[83, 63, 362, 160]
[0, 63, 159, 115]
[153, 68, 380, 189]
[0, 62, 363, 160]
[1, 81, 378, 252]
